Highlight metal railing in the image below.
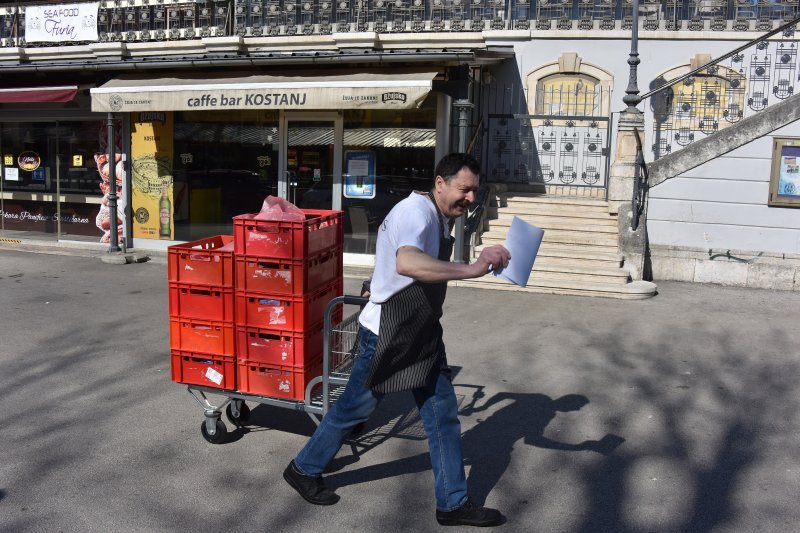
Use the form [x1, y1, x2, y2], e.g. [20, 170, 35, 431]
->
[2, 0, 800, 47]
[631, 127, 649, 229]
[641, 15, 800, 159]
[482, 83, 612, 189]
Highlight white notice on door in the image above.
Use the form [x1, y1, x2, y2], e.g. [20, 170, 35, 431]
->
[4, 167, 19, 181]
[347, 159, 369, 177]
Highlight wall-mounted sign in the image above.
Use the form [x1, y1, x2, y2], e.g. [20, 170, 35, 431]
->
[18, 151, 41, 171]
[769, 137, 800, 207]
[344, 150, 376, 199]
[3, 155, 13, 166]
[73, 154, 83, 167]
[25, 2, 100, 43]
[32, 168, 47, 182]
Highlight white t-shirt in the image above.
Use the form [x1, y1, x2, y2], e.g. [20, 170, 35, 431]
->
[359, 192, 449, 334]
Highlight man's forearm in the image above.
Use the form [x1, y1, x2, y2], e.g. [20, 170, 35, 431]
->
[396, 247, 480, 283]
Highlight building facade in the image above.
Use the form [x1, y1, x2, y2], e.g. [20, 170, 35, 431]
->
[1, 1, 799, 288]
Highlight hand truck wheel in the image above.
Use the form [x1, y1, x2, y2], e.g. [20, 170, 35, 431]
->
[226, 401, 251, 427]
[200, 417, 228, 444]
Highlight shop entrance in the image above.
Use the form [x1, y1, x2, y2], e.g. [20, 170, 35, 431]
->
[281, 113, 343, 213]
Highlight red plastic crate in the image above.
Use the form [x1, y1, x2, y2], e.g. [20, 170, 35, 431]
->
[235, 324, 323, 366]
[234, 247, 342, 296]
[171, 351, 236, 390]
[169, 282, 235, 322]
[167, 235, 234, 287]
[170, 318, 235, 356]
[237, 356, 323, 400]
[234, 280, 342, 331]
[233, 209, 343, 259]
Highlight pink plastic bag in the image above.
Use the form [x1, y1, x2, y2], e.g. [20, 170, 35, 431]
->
[253, 196, 305, 222]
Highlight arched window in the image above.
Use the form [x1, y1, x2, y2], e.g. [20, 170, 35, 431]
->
[535, 73, 602, 117]
[525, 53, 614, 119]
[651, 58, 746, 157]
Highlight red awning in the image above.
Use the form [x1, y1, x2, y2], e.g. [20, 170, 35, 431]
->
[0, 86, 79, 103]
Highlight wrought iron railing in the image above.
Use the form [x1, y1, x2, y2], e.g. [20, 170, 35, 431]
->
[2, 0, 800, 48]
[483, 82, 612, 188]
[641, 15, 800, 159]
[631, 127, 648, 229]
[488, 115, 611, 187]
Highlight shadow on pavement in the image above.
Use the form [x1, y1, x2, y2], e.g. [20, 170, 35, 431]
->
[324, 387, 624, 507]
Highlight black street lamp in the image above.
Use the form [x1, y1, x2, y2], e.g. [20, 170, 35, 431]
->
[624, 0, 642, 111]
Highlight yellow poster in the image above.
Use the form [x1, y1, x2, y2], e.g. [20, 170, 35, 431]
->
[131, 112, 174, 240]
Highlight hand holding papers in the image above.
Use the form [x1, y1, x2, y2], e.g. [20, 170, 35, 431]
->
[493, 217, 544, 287]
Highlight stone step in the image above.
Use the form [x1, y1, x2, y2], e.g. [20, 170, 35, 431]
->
[484, 217, 617, 234]
[481, 229, 618, 247]
[487, 205, 614, 221]
[501, 184, 608, 199]
[476, 242, 622, 264]
[452, 277, 657, 300]
[469, 251, 628, 284]
[493, 193, 609, 210]
[533, 255, 624, 272]
[533, 264, 629, 284]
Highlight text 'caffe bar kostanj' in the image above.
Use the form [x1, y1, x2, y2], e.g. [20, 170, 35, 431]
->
[1, 23, 463, 260]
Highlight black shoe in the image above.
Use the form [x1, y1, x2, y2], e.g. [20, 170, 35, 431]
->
[436, 501, 505, 527]
[283, 461, 340, 505]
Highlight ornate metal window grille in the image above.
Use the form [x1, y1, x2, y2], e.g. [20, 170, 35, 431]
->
[486, 116, 610, 187]
[650, 34, 800, 158]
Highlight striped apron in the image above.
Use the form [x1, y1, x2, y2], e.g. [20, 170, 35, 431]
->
[365, 193, 453, 393]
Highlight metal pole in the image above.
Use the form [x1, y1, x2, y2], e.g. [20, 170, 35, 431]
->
[623, 0, 641, 111]
[107, 113, 120, 253]
[452, 99, 473, 263]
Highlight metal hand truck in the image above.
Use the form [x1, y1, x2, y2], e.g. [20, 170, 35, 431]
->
[186, 295, 367, 444]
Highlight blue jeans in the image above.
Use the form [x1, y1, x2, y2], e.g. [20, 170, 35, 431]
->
[294, 326, 469, 512]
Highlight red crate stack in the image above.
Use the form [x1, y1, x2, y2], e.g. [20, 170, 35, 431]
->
[233, 210, 344, 401]
[168, 235, 237, 391]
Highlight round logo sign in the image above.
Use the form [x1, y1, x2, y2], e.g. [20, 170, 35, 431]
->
[134, 207, 150, 224]
[18, 151, 41, 171]
[109, 94, 124, 112]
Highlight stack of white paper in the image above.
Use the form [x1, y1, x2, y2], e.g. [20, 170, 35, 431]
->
[493, 216, 544, 287]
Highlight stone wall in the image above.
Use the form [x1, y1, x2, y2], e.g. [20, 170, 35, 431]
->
[650, 244, 800, 291]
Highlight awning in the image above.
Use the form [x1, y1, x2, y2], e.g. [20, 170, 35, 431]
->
[174, 124, 434, 147]
[90, 71, 438, 113]
[0, 86, 79, 103]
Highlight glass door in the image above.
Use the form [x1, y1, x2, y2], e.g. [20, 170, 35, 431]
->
[281, 113, 342, 212]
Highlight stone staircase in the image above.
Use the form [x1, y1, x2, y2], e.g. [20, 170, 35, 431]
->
[452, 187, 657, 299]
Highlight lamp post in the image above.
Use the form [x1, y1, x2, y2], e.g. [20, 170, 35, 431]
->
[453, 99, 473, 264]
[623, 0, 641, 111]
[107, 112, 121, 253]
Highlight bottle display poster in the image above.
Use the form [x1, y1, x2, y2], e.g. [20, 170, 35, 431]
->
[131, 112, 174, 240]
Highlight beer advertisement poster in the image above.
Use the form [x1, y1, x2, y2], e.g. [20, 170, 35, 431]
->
[131, 112, 174, 239]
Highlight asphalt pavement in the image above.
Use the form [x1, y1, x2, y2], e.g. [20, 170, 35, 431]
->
[1, 245, 799, 533]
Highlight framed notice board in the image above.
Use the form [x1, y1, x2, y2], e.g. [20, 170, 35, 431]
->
[769, 137, 800, 207]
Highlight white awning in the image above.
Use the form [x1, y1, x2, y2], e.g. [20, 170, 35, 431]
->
[90, 71, 438, 113]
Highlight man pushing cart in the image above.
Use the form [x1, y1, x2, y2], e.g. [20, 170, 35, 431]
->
[284, 153, 510, 528]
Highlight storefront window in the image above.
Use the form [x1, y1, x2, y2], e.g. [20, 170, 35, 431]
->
[339, 99, 436, 254]
[172, 110, 280, 241]
[1, 120, 110, 242]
